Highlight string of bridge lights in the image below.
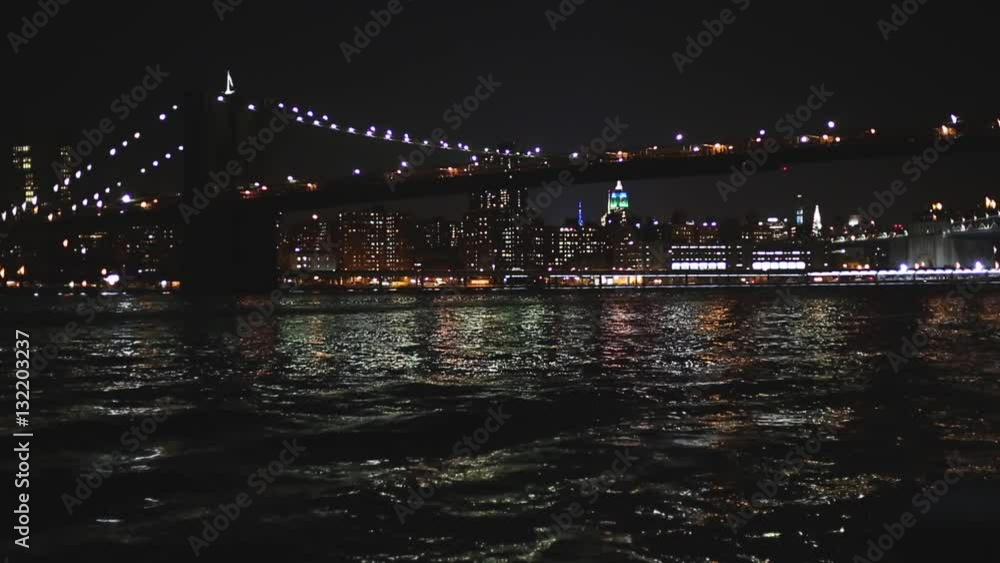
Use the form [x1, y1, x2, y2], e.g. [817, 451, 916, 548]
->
[223, 84, 973, 176]
[50, 104, 182, 200]
[232, 97, 548, 164]
[670, 114, 967, 153]
[3, 145, 185, 225]
[51, 105, 184, 219]
[4, 104, 184, 223]
[215, 72, 547, 166]
[54, 143, 184, 219]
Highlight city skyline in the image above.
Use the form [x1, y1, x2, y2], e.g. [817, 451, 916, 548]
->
[5, 142, 1000, 288]
[277, 178, 999, 280]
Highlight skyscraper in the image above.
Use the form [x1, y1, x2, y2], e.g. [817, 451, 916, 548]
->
[54, 145, 74, 202]
[11, 145, 38, 205]
[602, 181, 630, 226]
[283, 219, 335, 272]
[812, 205, 823, 238]
[462, 212, 525, 272]
[415, 218, 462, 271]
[551, 225, 605, 270]
[462, 212, 497, 272]
[471, 186, 526, 212]
[336, 208, 412, 272]
[600, 181, 642, 270]
[117, 224, 181, 280]
[464, 185, 528, 272]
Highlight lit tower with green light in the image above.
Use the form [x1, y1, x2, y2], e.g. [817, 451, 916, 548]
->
[602, 180, 630, 226]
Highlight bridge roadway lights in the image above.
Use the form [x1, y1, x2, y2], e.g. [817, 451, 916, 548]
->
[182, 91, 277, 296]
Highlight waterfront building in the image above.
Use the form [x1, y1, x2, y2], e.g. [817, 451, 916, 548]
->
[749, 245, 811, 272]
[117, 224, 181, 280]
[336, 208, 412, 272]
[414, 218, 462, 271]
[463, 185, 528, 272]
[640, 218, 670, 271]
[524, 224, 552, 271]
[462, 212, 495, 272]
[551, 225, 605, 270]
[669, 244, 744, 272]
[462, 211, 524, 272]
[605, 225, 644, 271]
[745, 217, 789, 243]
[283, 218, 335, 272]
[671, 220, 720, 245]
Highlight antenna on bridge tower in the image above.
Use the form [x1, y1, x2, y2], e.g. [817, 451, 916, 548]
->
[224, 70, 236, 95]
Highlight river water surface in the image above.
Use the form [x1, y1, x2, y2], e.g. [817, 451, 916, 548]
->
[3, 288, 999, 562]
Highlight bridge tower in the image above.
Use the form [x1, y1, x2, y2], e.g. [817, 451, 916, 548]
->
[181, 91, 277, 296]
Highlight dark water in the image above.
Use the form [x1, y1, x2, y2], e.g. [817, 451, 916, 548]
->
[3, 288, 1000, 562]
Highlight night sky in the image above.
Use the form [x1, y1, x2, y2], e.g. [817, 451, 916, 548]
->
[3, 0, 998, 223]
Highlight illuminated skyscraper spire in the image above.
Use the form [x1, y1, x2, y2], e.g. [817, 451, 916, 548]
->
[812, 204, 823, 238]
[224, 71, 236, 95]
[578, 200, 584, 227]
[608, 181, 629, 214]
[602, 180, 630, 226]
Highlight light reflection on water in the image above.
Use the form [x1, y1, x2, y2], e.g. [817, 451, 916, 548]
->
[2, 288, 999, 562]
